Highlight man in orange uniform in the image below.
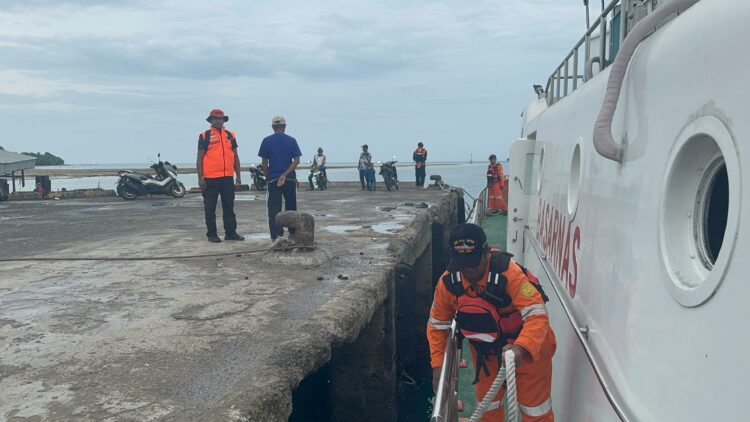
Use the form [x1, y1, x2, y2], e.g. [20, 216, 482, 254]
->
[487, 154, 507, 215]
[197, 109, 244, 243]
[427, 223, 555, 421]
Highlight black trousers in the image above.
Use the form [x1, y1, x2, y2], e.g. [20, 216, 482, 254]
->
[359, 169, 366, 189]
[267, 178, 297, 239]
[203, 176, 237, 237]
[415, 166, 426, 187]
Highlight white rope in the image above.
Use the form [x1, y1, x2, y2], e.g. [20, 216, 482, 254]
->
[468, 349, 518, 422]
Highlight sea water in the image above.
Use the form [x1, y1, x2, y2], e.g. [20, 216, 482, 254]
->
[16, 162, 496, 198]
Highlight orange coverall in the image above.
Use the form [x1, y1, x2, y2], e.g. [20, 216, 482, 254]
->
[427, 259, 556, 421]
[487, 163, 507, 214]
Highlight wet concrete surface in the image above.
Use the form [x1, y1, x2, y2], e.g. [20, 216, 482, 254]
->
[0, 186, 456, 421]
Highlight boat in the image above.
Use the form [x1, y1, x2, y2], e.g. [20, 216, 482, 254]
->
[433, 0, 745, 420]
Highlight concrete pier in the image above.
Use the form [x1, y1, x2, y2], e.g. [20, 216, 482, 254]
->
[0, 186, 461, 421]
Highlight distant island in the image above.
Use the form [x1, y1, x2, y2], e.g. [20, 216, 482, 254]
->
[0, 145, 65, 165]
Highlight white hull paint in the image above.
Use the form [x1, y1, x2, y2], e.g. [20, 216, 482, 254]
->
[506, 1, 749, 420]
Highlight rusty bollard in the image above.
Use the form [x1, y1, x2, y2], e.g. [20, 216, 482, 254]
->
[275, 211, 315, 249]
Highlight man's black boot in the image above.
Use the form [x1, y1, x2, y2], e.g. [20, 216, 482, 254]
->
[207, 235, 222, 243]
[225, 233, 245, 241]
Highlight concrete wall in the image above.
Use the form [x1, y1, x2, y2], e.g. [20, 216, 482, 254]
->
[288, 190, 460, 421]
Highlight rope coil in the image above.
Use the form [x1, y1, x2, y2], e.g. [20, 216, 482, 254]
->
[469, 349, 518, 422]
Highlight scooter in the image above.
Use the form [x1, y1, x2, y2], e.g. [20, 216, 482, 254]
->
[248, 164, 267, 191]
[116, 154, 186, 200]
[380, 160, 399, 191]
[311, 167, 328, 190]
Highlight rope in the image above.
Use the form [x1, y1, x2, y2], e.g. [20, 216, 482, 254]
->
[0, 248, 270, 262]
[469, 349, 518, 422]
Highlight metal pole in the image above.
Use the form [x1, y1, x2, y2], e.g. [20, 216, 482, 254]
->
[600, 14, 607, 67]
[12, 171, 15, 192]
[21, 169, 25, 188]
[584, 0, 591, 28]
[573, 47, 579, 90]
[564, 59, 570, 96]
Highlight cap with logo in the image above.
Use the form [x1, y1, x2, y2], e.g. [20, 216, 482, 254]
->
[448, 223, 488, 270]
[272, 116, 286, 125]
[206, 109, 228, 122]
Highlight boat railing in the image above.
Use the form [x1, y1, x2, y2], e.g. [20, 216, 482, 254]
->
[467, 187, 488, 226]
[430, 320, 461, 422]
[545, 0, 661, 106]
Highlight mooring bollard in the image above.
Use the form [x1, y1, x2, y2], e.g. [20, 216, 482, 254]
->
[275, 211, 315, 249]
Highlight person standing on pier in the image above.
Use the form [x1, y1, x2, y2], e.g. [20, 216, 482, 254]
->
[413, 141, 427, 187]
[487, 154, 507, 215]
[358, 144, 372, 190]
[197, 109, 244, 243]
[427, 224, 556, 421]
[258, 116, 302, 241]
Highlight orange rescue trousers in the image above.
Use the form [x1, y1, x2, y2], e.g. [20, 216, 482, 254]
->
[472, 331, 556, 422]
[488, 180, 507, 214]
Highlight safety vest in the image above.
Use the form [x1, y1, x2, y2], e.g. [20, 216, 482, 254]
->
[413, 148, 427, 168]
[201, 128, 236, 178]
[442, 249, 548, 383]
[486, 163, 503, 182]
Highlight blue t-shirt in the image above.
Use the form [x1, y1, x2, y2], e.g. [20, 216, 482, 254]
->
[257, 133, 302, 179]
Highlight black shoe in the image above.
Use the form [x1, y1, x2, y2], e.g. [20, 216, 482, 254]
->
[225, 233, 245, 241]
[207, 235, 222, 243]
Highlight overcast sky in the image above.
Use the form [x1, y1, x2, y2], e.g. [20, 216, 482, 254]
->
[0, 0, 592, 164]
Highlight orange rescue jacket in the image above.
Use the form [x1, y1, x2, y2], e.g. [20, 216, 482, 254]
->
[427, 257, 552, 368]
[200, 127, 236, 178]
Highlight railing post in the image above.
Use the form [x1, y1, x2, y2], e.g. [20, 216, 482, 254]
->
[620, 0, 629, 45]
[600, 13, 607, 67]
[564, 59, 570, 96]
[555, 67, 561, 101]
[573, 47, 579, 90]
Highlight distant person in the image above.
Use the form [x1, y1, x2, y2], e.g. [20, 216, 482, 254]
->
[308, 147, 327, 190]
[258, 116, 302, 241]
[427, 223, 555, 421]
[358, 144, 372, 190]
[413, 141, 427, 187]
[487, 154, 507, 215]
[365, 162, 376, 191]
[197, 108, 244, 243]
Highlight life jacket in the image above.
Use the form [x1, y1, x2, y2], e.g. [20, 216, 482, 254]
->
[413, 148, 427, 167]
[486, 163, 503, 182]
[442, 249, 548, 383]
[201, 128, 236, 178]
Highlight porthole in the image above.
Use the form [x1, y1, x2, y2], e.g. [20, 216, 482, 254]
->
[567, 143, 582, 217]
[659, 116, 739, 307]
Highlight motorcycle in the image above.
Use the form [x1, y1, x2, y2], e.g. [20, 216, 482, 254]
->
[248, 164, 267, 191]
[379, 160, 399, 191]
[311, 167, 328, 190]
[116, 154, 186, 200]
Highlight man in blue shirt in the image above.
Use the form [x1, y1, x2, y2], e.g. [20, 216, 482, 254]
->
[258, 116, 302, 240]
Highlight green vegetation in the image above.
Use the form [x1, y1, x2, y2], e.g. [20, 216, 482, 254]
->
[22, 151, 65, 166]
[0, 146, 65, 165]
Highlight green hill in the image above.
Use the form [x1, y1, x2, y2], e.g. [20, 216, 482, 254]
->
[22, 151, 65, 166]
[0, 146, 65, 165]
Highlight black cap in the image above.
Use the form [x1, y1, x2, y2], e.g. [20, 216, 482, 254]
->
[448, 223, 487, 270]
[362, 144, 368, 149]
[418, 142, 424, 147]
[489, 154, 497, 160]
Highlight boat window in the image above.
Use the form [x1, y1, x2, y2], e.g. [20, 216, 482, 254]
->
[698, 161, 729, 269]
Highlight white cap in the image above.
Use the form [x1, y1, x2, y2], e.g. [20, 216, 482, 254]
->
[272, 116, 286, 125]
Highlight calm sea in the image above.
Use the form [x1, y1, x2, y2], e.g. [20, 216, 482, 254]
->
[18, 162, 500, 199]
